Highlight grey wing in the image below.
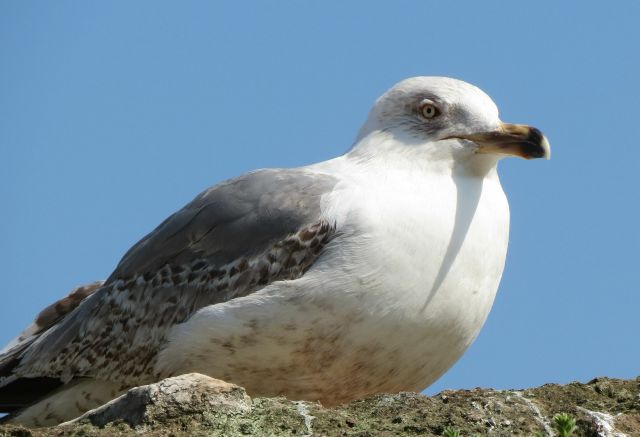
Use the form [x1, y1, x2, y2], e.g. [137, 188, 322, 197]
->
[8, 168, 338, 385]
[112, 168, 337, 278]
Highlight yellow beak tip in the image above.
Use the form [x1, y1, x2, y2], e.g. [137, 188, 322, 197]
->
[541, 136, 551, 160]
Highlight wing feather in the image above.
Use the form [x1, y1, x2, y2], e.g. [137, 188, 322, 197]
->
[2, 168, 338, 392]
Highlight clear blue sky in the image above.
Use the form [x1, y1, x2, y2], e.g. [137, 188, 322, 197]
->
[1, 2, 638, 396]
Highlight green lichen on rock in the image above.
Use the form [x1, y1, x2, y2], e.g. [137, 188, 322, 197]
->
[1, 374, 639, 436]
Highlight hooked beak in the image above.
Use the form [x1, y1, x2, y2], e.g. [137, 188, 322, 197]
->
[450, 122, 551, 160]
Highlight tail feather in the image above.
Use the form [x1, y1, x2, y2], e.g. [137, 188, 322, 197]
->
[0, 376, 63, 413]
[0, 281, 104, 415]
[5, 379, 125, 426]
[0, 338, 65, 414]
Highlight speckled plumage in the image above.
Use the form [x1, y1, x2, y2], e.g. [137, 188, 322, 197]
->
[29, 220, 335, 385]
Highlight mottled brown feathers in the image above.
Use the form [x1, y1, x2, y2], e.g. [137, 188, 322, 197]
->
[30, 221, 335, 385]
[34, 281, 104, 336]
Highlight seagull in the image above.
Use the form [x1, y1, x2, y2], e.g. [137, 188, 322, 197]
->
[0, 77, 550, 426]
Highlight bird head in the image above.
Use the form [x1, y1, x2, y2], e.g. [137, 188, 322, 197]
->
[352, 77, 550, 166]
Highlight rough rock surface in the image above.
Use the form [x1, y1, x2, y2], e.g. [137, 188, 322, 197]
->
[1, 373, 639, 436]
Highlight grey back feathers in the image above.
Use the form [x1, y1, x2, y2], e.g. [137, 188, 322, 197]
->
[2, 168, 338, 389]
[112, 169, 337, 278]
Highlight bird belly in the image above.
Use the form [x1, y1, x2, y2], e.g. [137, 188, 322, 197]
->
[156, 175, 509, 404]
[157, 270, 497, 405]
[156, 287, 457, 405]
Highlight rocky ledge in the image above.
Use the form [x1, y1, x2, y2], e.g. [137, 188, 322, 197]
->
[1, 373, 638, 436]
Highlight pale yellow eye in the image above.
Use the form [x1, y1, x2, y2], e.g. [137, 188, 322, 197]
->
[420, 103, 439, 119]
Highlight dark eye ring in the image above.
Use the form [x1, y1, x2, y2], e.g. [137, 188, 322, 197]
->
[420, 103, 440, 119]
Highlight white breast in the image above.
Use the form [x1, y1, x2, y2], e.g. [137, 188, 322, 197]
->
[156, 155, 510, 405]
[314, 156, 510, 387]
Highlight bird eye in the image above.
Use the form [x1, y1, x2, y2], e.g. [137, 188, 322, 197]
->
[420, 103, 440, 119]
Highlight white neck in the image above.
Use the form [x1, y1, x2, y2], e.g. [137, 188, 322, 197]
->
[346, 129, 501, 179]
